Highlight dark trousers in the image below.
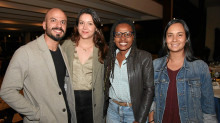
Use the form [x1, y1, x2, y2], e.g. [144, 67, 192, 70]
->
[75, 90, 93, 123]
[215, 97, 220, 123]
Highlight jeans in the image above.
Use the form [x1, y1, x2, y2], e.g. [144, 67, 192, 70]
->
[215, 97, 220, 123]
[106, 99, 135, 123]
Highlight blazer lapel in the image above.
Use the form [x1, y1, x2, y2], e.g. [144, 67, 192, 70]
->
[63, 41, 75, 77]
[68, 43, 75, 77]
[37, 35, 58, 84]
[59, 45, 70, 75]
[93, 46, 101, 85]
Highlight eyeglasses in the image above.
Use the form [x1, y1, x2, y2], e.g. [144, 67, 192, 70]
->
[114, 31, 134, 38]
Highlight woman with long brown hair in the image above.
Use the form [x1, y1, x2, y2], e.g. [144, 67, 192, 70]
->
[62, 8, 108, 123]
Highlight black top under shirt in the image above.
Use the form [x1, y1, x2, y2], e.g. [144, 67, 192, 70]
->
[50, 48, 71, 123]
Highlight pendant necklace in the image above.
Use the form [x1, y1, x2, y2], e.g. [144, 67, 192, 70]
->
[79, 44, 93, 52]
[82, 48, 87, 52]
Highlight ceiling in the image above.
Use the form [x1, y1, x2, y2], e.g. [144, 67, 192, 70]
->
[0, 0, 163, 32]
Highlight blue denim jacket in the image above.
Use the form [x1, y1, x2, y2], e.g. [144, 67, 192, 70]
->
[153, 56, 217, 123]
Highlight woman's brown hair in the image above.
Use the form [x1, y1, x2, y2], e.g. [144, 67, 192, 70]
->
[71, 8, 108, 63]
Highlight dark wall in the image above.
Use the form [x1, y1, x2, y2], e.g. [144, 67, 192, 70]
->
[213, 28, 220, 61]
[173, 0, 207, 59]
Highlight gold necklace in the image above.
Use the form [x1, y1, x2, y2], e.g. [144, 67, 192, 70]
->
[82, 48, 87, 52]
[78, 44, 93, 52]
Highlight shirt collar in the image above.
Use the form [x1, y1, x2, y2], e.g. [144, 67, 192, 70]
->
[116, 48, 131, 59]
[159, 55, 190, 71]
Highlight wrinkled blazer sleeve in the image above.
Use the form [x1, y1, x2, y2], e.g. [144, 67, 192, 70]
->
[0, 47, 40, 121]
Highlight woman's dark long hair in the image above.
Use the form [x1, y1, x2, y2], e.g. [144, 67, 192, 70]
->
[161, 19, 197, 62]
[104, 19, 136, 80]
[71, 8, 108, 63]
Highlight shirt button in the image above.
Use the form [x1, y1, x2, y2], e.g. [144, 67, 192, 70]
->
[59, 92, 62, 95]
[94, 104, 96, 107]
[63, 108, 66, 112]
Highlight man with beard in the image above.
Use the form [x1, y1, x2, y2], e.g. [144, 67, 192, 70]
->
[0, 8, 77, 123]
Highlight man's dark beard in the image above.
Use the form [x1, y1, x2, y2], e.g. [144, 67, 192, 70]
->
[46, 27, 65, 42]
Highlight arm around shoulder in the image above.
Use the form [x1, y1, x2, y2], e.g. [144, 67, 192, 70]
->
[61, 39, 73, 49]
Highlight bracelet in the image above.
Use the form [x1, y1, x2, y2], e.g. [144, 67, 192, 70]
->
[148, 120, 154, 123]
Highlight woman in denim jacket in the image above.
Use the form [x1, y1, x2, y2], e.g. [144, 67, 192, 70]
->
[148, 19, 217, 123]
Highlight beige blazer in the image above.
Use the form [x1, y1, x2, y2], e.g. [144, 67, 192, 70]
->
[62, 39, 104, 123]
[0, 35, 77, 123]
